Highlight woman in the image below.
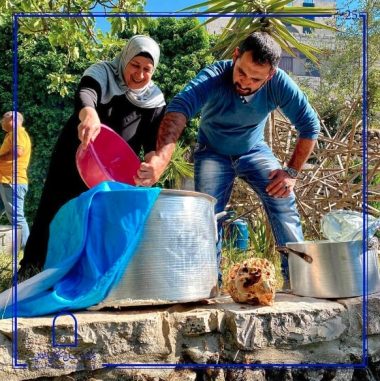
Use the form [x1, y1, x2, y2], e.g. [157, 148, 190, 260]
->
[19, 35, 166, 276]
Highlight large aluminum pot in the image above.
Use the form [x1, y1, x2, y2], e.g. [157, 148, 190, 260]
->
[286, 239, 380, 298]
[97, 189, 218, 308]
[0, 225, 21, 255]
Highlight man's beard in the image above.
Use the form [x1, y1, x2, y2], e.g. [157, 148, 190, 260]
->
[233, 82, 255, 96]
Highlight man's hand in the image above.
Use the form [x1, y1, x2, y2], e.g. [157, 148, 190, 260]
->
[134, 112, 188, 187]
[134, 151, 170, 187]
[78, 107, 101, 148]
[266, 137, 316, 198]
[266, 169, 297, 198]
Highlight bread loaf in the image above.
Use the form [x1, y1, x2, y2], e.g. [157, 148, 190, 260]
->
[226, 257, 277, 306]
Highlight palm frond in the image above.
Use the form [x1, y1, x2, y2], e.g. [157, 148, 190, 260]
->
[270, 32, 297, 57]
[272, 6, 338, 13]
[180, 0, 235, 12]
[266, 0, 297, 9]
[272, 18, 323, 61]
[178, 0, 338, 64]
[185, 4, 246, 31]
[159, 144, 194, 189]
[281, 17, 338, 32]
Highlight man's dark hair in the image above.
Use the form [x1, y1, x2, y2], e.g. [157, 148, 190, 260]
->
[238, 32, 282, 68]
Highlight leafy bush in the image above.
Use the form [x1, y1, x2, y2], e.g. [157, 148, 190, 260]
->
[0, 26, 89, 222]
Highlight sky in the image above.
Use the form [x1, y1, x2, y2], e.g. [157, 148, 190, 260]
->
[95, 0, 204, 32]
[95, 0, 359, 32]
[145, 0, 202, 12]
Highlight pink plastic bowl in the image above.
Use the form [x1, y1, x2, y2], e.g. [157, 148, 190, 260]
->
[76, 124, 141, 188]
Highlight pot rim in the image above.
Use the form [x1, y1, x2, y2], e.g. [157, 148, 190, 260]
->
[160, 189, 216, 204]
[286, 239, 364, 245]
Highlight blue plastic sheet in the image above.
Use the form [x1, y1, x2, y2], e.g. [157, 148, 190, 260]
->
[0, 181, 161, 318]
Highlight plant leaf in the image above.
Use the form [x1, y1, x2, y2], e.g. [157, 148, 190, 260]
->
[274, 6, 338, 13]
[176, 0, 337, 63]
[179, 0, 235, 12]
[281, 17, 338, 32]
[272, 19, 321, 62]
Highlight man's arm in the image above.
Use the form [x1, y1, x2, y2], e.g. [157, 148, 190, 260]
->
[134, 112, 187, 187]
[266, 70, 320, 198]
[0, 135, 11, 159]
[286, 137, 316, 172]
[0, 148, 10, 159]
[0, 144, 26, 159]
[271, 70, 320, 141]
[156, 112, 188, 157]
[266, 137, 316, 198]
[134, 63, 223, 186]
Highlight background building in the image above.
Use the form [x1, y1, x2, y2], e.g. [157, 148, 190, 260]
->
[205, 0, 337, 88]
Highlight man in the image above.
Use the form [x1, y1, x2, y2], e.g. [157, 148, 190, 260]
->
[0, 111, 32, 250]
[135, 32, 320, 287]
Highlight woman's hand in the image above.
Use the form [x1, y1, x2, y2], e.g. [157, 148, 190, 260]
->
[78, 107, 101, 148]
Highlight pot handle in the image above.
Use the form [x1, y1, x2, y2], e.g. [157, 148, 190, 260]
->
[215, 211, 228, 221]
[213, 211, 228, 242]
[277, 246, 313, 264]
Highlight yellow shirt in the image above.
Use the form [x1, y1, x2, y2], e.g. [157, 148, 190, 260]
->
[0, 127, 32, 184]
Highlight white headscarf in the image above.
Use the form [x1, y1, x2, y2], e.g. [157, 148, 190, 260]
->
[83, 35, 165, 108]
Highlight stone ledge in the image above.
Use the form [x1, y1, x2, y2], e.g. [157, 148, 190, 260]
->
[0, 292, 379, 381]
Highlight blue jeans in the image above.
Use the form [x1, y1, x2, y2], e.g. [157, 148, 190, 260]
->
[0, 183, 30, 249]
[194, 142, 304, 285]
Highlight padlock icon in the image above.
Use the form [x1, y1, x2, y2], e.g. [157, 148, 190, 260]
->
[52, 311, 78, 347]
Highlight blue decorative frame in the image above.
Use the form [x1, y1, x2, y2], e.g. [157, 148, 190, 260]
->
[11, 10, 369, 371]
[51, 311, 79, 348]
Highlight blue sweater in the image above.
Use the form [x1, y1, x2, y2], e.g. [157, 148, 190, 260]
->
[167, 60, 320, 155]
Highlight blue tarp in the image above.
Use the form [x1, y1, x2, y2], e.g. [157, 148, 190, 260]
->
[0, 181, 161, 318]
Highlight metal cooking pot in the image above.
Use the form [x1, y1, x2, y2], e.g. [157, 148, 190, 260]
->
[96, 189, 218, 308]
[285, 239, 380, 298]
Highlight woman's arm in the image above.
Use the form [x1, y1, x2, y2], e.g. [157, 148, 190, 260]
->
[75, 77, 103, 148]
[78, 107, 101, 148]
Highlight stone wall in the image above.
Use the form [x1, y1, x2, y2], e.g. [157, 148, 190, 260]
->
[0, 292, 379, 381]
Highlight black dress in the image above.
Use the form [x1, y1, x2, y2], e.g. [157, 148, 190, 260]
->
[20, 76, 166, 271]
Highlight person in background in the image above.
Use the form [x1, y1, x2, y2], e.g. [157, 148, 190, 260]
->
[19, 35, 166, 277]
[135, 32, 320, 288]
[0, 111, 32, 250]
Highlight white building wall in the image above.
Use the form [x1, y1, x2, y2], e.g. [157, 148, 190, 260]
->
[205, 0, 337, 81]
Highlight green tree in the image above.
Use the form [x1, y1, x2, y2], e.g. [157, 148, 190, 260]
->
[299, 0, 379, 131]
[0, 24, 89, 220]
[0, 0, 147, 95]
